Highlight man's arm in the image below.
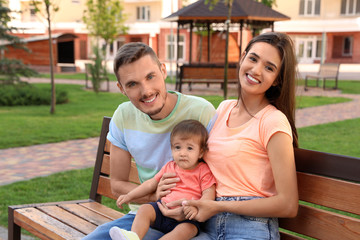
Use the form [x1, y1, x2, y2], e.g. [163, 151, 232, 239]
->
[109, 144, 155, 204]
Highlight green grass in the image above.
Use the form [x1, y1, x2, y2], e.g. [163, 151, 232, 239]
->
[296, 95, 351, 108]
[298, 118, 360, 157]
[0, 82, 359, 232]
[0, 84, 128, 149]
[0, 84, 352, 149]
[0, 167, 123, 229]
[297, 79, 360, 94]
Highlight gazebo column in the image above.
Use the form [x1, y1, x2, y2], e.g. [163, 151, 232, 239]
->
[207, 22, 211, 62]
[189, 22, 193, 64]
[176, 24, 180, 90]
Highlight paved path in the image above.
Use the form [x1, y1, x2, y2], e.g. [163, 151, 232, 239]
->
[1, 78, 360, 239]
[2, 78, 360, 187]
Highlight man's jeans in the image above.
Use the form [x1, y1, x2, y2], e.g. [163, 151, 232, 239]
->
[82, 213, 164, 240]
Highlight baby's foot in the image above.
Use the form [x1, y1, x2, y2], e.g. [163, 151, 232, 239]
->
[109, 226, 140, 240]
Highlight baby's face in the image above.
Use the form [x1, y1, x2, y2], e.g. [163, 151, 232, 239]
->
[171, 136, 203, 170]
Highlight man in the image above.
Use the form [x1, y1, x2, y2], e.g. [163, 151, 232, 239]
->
[83, 42, 216, 239]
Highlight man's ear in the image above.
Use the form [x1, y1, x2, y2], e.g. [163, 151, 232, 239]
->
[117, 82, 126, 95]
[160, 63, 167, 80]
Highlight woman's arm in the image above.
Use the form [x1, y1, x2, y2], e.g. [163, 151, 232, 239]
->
[184, 132, 298, 222]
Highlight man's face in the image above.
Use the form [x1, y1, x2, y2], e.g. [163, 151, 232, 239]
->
[117, 55, 169, 120]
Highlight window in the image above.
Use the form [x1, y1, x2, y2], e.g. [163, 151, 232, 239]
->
[299, 0, 321, 16]
[341, 0, 360, 15]
[343, 36, 353, 56]
[166, 35, 185, 61]
[136, 6, 150, 21]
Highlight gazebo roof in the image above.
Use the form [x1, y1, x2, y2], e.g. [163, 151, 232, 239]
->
[164, 0, 290, 24]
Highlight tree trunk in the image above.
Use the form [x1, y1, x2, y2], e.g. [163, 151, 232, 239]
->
[46, 3, 56, 114]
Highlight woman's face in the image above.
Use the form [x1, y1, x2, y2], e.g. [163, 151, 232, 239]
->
[239, 42, 281, 96]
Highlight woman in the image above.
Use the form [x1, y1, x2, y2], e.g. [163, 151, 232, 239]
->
[182, 32, 299, 239]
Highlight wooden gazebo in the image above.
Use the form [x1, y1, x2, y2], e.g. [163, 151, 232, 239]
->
[163, 0, 290, 92]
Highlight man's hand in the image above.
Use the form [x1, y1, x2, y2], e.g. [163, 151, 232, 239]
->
[157, 199, 186, 221]
[116, 194, 131, 209]
[154, 172, 180, 201]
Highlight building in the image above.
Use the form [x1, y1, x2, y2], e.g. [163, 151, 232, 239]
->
[273, 0, 360, 64]
[6, 0, 195, 73]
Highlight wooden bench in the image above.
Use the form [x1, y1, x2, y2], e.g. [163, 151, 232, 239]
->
[304, 63, 340, 91]
[8, 117, 139, 240]
[177, 63, 238, 93]
[8, 117, 360, 239]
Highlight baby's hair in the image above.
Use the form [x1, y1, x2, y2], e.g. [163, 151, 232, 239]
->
[170, 119, 209, 153]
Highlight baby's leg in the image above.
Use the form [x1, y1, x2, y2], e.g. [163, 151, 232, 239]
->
[132, 203, 157, 239]
[160, 222, 198, 240]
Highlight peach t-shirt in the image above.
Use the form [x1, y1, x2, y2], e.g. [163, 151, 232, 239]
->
[205, 100, 292, 198]
[154, 161, 216, 204]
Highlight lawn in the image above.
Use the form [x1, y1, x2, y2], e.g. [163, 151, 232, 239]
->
[0, 83, 351, 149]
[1, 82, 359, 232]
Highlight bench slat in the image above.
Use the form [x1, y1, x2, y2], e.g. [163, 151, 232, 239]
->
[98, 175, 116, 200]
[80, 202, 125, 220]
[61, 203, 113, 226]
[297, 172, 360, 215]
[279, 204, 360, 240]
[38, 205, 97, 235]
[14, 208, 85, 239]
[101, 154, 110, 175]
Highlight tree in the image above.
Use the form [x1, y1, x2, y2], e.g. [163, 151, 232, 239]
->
[0, 0, 37, 84]
[83, 0, 128, 92]
[31, 0, 59, 114]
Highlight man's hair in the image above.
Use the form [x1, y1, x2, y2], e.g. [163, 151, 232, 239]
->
[170, 119, 209, 154]
[113, 42, 161, 83]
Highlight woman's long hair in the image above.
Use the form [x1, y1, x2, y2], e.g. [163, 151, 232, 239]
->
[238, 32, 298, 147]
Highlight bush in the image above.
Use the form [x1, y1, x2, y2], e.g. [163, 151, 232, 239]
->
[0, 83, 68, 106]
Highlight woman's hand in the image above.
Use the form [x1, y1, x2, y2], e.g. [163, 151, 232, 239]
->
[157, 199, 186, 221]
[153, 172, 180, 201]
[182, 199, 218, 222]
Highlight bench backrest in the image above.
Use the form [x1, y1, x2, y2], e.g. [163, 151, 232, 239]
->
[280, 148, 360, 239]
[318, 63, 340, 78]
[91, 117, 360, 239]
[89, 116, 140, 202]
[180, 63, 238, 80]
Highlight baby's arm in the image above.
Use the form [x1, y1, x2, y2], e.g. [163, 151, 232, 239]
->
[116, 178, 158, 209]
[183, 184, 216, 220]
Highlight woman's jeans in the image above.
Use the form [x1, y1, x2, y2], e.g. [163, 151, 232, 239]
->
[82, 213, 164, 240]
[193, 196, 280, 240]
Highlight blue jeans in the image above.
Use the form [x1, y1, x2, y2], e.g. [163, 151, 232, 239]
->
[193, 196, 280, 240]
[82, 213, 164, 240]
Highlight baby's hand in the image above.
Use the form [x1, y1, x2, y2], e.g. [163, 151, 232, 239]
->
[183, 205, 198, 220]
[116, 195, 130, 209]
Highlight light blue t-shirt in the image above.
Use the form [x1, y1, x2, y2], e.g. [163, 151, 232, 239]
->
[107, 91, 217, 183]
